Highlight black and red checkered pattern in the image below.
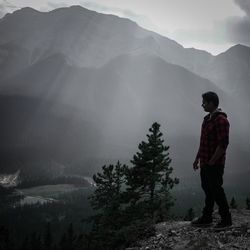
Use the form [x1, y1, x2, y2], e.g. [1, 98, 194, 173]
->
[197, 112, 229, 166]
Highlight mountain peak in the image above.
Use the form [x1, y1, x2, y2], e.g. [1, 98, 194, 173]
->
[49, 5, 95, 15]
[216, 44, 250, 65]
[1, 7, 42, 21]
[229, 44, 249, 50]
[13, 7, 40, 15]
[219, 44, 250, 56]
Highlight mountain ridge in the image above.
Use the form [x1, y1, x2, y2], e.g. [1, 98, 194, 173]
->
[1, 5, 249, 101]
[0, 6, 249, 177]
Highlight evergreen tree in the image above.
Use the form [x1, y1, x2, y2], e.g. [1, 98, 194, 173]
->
[126, 122, 179, 222]
[90, 161, 127, 213]
[246, 197, 250, 210]
[87, 123, 179, 249]
[230, 197, 238, 209]
[0, 225, 15, 250]
[21, 236, 29, 250]
[75, 234, 87, 250]
[30, 232, 42, 250]
[67, 223, 74, 243]
[43, 222, 52, 250]
[59, 233, 67, 250]
[88, 161, 128, 249]
[58, 223, 77, 250]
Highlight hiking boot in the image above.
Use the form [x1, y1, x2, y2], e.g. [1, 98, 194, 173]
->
[214, 214, 232, 230]
[214, 220, 232, 230]
[191, 216, 213, 226]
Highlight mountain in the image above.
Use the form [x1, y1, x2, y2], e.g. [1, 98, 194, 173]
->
[1, 6, 250, 103]
[1, 6, 249, 99]
[0, 51, 223, 135]
[0, 43, 31, 80]
[204, 44, 250, 100]
[0, 6, 211, 71]
[1, 51, 249, 174]
[0, 6, 249, 177]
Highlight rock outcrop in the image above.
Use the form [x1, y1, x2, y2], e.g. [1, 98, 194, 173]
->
[128, 209, 250, 250]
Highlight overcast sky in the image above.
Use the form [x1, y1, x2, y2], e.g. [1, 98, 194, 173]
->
[0, 0, 249, 55]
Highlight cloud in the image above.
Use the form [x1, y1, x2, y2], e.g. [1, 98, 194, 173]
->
[224, 0, 250, 45]
[171, 24, 227, 45]
[234, 0, 250, 15]
[47, 1, 70, 10]
[0, 4, 6, 18]
[0, 0, 17, 18]
[165, 0, 250, 53]
[167, 24, 233, 55]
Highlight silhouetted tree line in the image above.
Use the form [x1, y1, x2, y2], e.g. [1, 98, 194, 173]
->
[0, 222, 88, 250]
[1, 123, 250, 249]
[0, 188, 93, 249]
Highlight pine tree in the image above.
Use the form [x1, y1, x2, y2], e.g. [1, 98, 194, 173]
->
[126, 122, 179, 222]
[246, 197, 250, 210]
[0, 225, 14, 250]
[59, 233, 67, 250]
[21, 236, 29, 250]
[66, 223, 76, 250]
[30, 232, 42, 250]
[58, 223, 77, 250]
[86, 123, 179, 248]
[88, 161, 128, 249]
[90, 161, 127, 216]
[43, 222, 52, 250]
[230, 197, 238, 209]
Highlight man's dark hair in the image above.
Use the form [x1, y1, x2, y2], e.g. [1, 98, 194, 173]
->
[202, 91, 219, 107]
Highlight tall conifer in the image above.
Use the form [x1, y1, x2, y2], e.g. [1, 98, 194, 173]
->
[126, 122, 179, 222]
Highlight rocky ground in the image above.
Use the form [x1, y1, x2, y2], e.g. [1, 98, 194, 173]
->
[127, 209, 250, 250]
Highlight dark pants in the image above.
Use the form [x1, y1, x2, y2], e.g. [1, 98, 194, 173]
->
[200, 165, 230, 221]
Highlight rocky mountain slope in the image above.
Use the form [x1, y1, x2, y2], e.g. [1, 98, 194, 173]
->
[1, 6, 250, 102]
[0, 6, 208, 70]
[128, 209, 250, 250]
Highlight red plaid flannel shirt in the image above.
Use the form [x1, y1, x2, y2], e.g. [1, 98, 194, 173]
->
[196, 111, 229, 166]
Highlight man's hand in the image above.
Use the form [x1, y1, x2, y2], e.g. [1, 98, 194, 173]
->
[193, 160, 199, 171]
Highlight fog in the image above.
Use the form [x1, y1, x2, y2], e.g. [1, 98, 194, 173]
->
[0, 6, 249, 179]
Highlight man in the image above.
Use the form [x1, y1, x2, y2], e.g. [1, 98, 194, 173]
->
[192, 91, 232, 229]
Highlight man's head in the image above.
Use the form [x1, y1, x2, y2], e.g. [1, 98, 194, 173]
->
[202, 91, 219, 113]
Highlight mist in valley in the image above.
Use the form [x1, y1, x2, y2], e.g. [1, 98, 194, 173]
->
[0, 5, 250, 239]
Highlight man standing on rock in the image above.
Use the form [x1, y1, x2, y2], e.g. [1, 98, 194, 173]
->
[192, 91, 232, 229]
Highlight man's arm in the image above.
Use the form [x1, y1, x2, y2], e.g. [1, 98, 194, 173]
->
[207, 146, 226, 166]
[193, 123, 203, 170]
[193, 149, 200, 170]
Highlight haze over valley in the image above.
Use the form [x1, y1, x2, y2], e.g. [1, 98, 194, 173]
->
[0, 5, 249, 201]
